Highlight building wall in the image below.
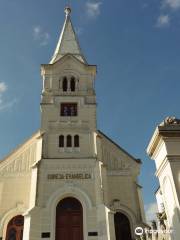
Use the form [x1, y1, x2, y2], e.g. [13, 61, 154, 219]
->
[147, 121, 180, 240]
[0, 133, 42, 238]
[99, 133, 143, 220]
[154, 143, 180, 240]
[156, 188, 165, 213]
[27, 156, 109, 240]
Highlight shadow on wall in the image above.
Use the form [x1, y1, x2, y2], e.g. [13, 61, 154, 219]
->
[172, 207, 180, 240]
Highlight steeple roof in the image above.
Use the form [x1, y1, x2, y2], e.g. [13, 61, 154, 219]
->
[50, 7, 87, 64]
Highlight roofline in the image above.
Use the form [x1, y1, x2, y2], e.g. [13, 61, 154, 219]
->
[136, 183, 143, 188]
[155, 186, 161, 194]
[146, 126, 160, 158]
[0, 130, 43, 164]
[41, 53, 97, 69]
[147, 123, 180, 157]
[50, 14, 87, 64]
[68, 17, 87, 64]
[97, 130, 142, 164]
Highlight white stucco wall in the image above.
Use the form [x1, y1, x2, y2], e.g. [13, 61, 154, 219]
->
[0, 132, 42, 238]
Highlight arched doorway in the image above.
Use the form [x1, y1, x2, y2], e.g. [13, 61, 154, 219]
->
[114, 212, 132, 240]
[56, 197, 83, 240]
[5, 215, 24, 240]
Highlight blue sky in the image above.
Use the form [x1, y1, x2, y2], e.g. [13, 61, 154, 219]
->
[0, 0, 180, 221]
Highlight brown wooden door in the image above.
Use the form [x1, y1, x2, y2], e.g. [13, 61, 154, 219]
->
[5, 216, 24, 240]
[56, 197, 83, 240]
[114, 212, 132, 240]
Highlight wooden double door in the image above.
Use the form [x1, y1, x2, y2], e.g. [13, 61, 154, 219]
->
[5, 215, 24, 240]
[56, 197, 83, 240]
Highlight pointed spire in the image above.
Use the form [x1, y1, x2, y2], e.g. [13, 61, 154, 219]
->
[50, 7, 87, 64]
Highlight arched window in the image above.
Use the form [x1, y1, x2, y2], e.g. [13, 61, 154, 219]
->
[67, 135, 72, 147]
[74, 135, 79, 147]
[70, 77, 76, 92]
[62, 77, 68, 92]
[59, 135, 64, 148]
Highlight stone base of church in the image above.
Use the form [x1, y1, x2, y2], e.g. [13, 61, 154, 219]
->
[20, 204, 137, 240]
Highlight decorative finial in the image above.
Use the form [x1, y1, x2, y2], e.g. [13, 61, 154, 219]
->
[159, 116, 180, 126]
[65, 6, 71, 17]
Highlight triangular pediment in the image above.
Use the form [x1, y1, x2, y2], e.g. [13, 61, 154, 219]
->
[53, 54, 87, 67]
[0, 131, 42, 177]
[97, 130, 141, 174]
[41, 54, 96, 76]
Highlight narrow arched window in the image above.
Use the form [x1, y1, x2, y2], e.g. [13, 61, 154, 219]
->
[67, 135, 72, 147]
[62, 77, 68, 92]
[59, 135, 64, 148]
[74, 135, 79, 147]
[70, 77, 75, 92]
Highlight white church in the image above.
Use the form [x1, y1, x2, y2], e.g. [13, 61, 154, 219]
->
[0, 6, 180, 240]
[0, 7, 146, 240]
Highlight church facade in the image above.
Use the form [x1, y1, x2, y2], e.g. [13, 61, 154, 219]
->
[0, 7, 146, 240]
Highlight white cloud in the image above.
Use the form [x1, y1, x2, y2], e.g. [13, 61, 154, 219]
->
[156, 14, 170, 27]
[145, 202, 158, 222]
[163, 0, 180, 9]
[0, 99, 17, 111]
[33, 26, 50, 46]
[156, 0, 180, 28]
[86, 1, 102, 18]
[0, 82, 7, 94]
[0, 82, 16, 111]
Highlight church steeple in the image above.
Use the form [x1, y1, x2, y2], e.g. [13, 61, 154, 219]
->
[41, 7, 97, 159]
[50, 7, 87, 64]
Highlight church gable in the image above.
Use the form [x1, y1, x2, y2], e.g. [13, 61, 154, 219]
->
[97, 130, 141, 174]
[0, 131, 42, 177]
[43, 54, 96, 74]
[41, 54, 96, 97]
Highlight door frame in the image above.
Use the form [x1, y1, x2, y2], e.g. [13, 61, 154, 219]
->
[114, 212, 132, 240]
[110, 202, 137, 239]
[46, 186, 92, 240]
[56, 197, 84, 240]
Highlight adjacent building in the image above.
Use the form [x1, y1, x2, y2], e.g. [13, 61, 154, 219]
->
[147, 117, 180, 240]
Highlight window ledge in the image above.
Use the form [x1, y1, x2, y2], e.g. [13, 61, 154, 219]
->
[66, 147, 73, 152]
[74, 147, 80, 152]
[59, 148, 65, 153]
[58, 147, 80, 153]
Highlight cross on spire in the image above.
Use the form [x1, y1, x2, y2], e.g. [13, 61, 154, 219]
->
[64, 6, 71, 17]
